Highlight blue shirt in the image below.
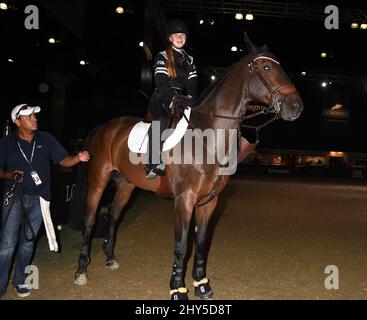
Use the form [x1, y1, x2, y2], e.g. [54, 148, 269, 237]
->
[0, 130, 69, 201]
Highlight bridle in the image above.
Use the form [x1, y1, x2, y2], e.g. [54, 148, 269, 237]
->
[185, 55, 298, 208]
[212, 54, 297, 135]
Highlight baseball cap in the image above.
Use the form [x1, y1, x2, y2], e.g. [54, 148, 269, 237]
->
[11, 104, 41, 123]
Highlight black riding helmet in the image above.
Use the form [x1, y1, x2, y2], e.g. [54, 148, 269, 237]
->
[166, 19, 189, 38]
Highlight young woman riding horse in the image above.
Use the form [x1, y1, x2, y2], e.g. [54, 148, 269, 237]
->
[146, 19, 198, 179]
[73, 34, 304, 300]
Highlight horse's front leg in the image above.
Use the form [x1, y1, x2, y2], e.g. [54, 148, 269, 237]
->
[192, 196, 218, 299]
[170, 193, 195, 300]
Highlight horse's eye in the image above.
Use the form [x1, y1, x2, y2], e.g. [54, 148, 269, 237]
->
[263, 65, 271, 72]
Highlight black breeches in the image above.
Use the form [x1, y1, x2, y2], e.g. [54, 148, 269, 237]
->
[148, 96, 172, 165]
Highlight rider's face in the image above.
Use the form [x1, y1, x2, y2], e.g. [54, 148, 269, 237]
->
[169, 33, 186, 50]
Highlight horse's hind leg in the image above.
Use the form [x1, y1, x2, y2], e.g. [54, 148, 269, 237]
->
[103, 173, 135, 269]
[192, 196, 218, 299]
[74, 171, 111, 285]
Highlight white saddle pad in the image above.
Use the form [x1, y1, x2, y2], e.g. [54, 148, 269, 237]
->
[128, 107, 191, 153]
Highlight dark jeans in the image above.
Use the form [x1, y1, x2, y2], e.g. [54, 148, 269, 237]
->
[0, 194, 43, 295]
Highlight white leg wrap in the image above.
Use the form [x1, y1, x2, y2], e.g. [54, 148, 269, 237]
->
[193, 277, 209, 287]
[169, 287, 188, 295]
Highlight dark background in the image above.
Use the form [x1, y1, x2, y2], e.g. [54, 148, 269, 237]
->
[1, 0, 367, 152]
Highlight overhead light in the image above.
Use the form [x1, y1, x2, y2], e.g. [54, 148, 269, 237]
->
[301, 71, 307, 76]
[48, 38, 56, 44]
[0, 2, 8, 10]
[199, 19, 204, 25]
[361, 23, 367, 29]
[139, 41, 144, 47]
[209, 19, 215, 25]
[80, 60, 86, 65]
[329, 81, 333, 85]
[321, 52, 327, 58]
[321, 82, 327, 88]
[8, 58, 13, 63]
[351, 23, 359, 29]
[235, 13, 243, 20]
[231, 46, 238, 52]
[245, 14, 254, 21]
[115, 6, 124, 14]
[210, 75, 216, 81]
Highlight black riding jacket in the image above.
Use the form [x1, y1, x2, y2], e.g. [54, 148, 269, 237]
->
[152, 48, 198, 105]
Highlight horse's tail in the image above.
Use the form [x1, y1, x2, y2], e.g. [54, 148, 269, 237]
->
[69, 126, 100, 230]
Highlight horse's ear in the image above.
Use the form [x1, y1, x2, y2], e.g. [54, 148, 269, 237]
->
[244, 32, 257, 53]
[262, 44, 269, 51]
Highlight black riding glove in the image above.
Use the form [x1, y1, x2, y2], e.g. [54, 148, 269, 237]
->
[176, 96, 194, 109]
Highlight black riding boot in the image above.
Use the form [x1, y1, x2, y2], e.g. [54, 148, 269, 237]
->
[145, 125, 157, 179]
[145, 122, 167, 179]
[145, 98, 170, 179]
[154, 116, 170, 176]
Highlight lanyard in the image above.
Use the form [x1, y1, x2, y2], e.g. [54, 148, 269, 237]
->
[17, 140, 36, 169]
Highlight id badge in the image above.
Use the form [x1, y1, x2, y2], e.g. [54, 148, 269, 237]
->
[30, 171, 42, 186]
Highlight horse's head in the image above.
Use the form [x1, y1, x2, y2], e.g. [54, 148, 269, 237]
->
[244, 34, 303, 121]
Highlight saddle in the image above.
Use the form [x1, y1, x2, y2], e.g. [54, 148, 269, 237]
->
[128, 98, 191, 154]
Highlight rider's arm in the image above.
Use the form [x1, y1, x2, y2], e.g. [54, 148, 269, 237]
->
[186, 57, 198, 102]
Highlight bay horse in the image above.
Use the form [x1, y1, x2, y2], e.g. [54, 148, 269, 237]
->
[73, 39, 303, 300]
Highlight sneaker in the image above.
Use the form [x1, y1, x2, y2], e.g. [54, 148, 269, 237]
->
[145, 163, 157, 180]
[15, 284, 30, 298]
[145, 169, 157, 180]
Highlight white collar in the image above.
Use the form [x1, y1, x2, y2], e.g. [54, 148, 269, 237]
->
[172, 46, 184, 54]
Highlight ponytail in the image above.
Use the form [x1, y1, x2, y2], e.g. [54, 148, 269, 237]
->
[165, 46, 176, 78]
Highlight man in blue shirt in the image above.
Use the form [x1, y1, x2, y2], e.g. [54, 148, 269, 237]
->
[0, 104, 90, 298]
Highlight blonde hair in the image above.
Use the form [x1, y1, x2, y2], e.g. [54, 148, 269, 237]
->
[165, 46, 176, 78]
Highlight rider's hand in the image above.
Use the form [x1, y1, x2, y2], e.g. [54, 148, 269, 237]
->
[176, 96, 194, 109]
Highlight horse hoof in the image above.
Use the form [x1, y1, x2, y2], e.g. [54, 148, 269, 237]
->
[105, 260, 120, 270]
[170, 287, 189, 300]
[195, 283, 214, 300]
[171, 292, 189, 300]
[74, 273, 88, 286]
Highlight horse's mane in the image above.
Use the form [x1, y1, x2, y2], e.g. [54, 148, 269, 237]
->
[194, 59, 243, 107]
